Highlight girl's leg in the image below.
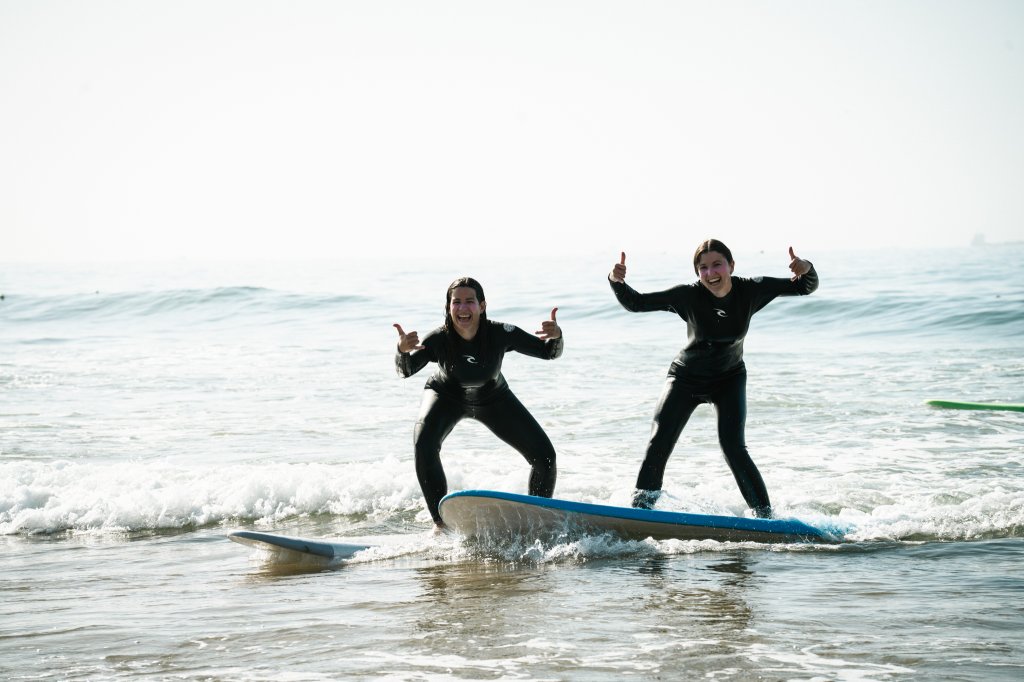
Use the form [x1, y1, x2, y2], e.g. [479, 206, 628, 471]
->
[413, 390, 464, 524]
[713, 371, 772, 518]
[476, 392, 557, 498]
[633, 376, 702, 507]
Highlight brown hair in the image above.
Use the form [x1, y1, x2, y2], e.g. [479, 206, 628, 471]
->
[443, 276, 488, 346]
[692, 239, 734, 274]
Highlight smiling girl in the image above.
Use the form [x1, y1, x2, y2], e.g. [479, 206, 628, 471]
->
[394, 277, 563, 527]
[608, 239, 818, 517]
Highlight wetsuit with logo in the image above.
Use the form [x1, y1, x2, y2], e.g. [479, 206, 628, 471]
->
[395, 320, 564, 525]
[609, 266, 818, 517]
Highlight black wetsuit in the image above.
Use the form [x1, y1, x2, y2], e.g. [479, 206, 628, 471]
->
[609, 266, 818, 517]
[395, 320, 564, 525]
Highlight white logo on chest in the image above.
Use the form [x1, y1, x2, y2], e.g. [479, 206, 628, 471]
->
[713, 308, 728, 318]
[463, 355, 479, 364]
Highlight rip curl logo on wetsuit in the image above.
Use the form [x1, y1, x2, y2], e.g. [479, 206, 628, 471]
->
[713, 308, 728, 318]
[463, 355, 479, 364]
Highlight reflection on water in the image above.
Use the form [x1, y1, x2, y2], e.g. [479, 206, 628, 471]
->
[243, 552, 345, 578]
[389, 550, 767, 680]
[3, 527, 1022, 681]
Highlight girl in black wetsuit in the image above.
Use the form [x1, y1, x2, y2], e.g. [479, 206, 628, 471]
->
[394, 277, 563, 527]
[608, 239, 818, 518]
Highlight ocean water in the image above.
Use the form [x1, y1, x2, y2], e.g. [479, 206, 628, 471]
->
[2, 245, 1023, 681]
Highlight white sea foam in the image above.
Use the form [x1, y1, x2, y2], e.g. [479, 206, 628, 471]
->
[3, 443, 1022, 542]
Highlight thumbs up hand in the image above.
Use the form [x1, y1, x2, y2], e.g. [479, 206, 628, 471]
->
[610, 252, 627, 283]
[535, 307, 561, 340]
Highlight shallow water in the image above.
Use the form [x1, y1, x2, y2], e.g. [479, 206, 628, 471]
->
[2, 245, 1023, 679]
[4, 529, 1022, 680]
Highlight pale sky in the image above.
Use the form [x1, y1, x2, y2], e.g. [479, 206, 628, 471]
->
[2, 0, 1022, 263]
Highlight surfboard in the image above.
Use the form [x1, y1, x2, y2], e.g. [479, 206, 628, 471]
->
[228, 530, 371, 559]
[439, 490, 834, 544]
[925, 399, 1024, 413]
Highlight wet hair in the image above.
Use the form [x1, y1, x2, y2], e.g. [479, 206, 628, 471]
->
[444, 276, 489, 346]
[692, 238, 735, 274]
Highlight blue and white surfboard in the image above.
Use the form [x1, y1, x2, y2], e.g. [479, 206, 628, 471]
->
[439, 490, 835, 544]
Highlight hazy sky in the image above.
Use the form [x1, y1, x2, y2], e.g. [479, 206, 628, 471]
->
[2, 0, 1022, 262]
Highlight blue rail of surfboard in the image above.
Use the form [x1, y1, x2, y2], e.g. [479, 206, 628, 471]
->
[443, 489, 831, 540]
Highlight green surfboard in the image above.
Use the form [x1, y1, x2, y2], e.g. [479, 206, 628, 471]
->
[925, 399, 1024, 413]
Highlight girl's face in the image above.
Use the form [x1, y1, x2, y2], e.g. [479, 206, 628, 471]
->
[696, 251, 734, 298]
[449, 286, 485, 339]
